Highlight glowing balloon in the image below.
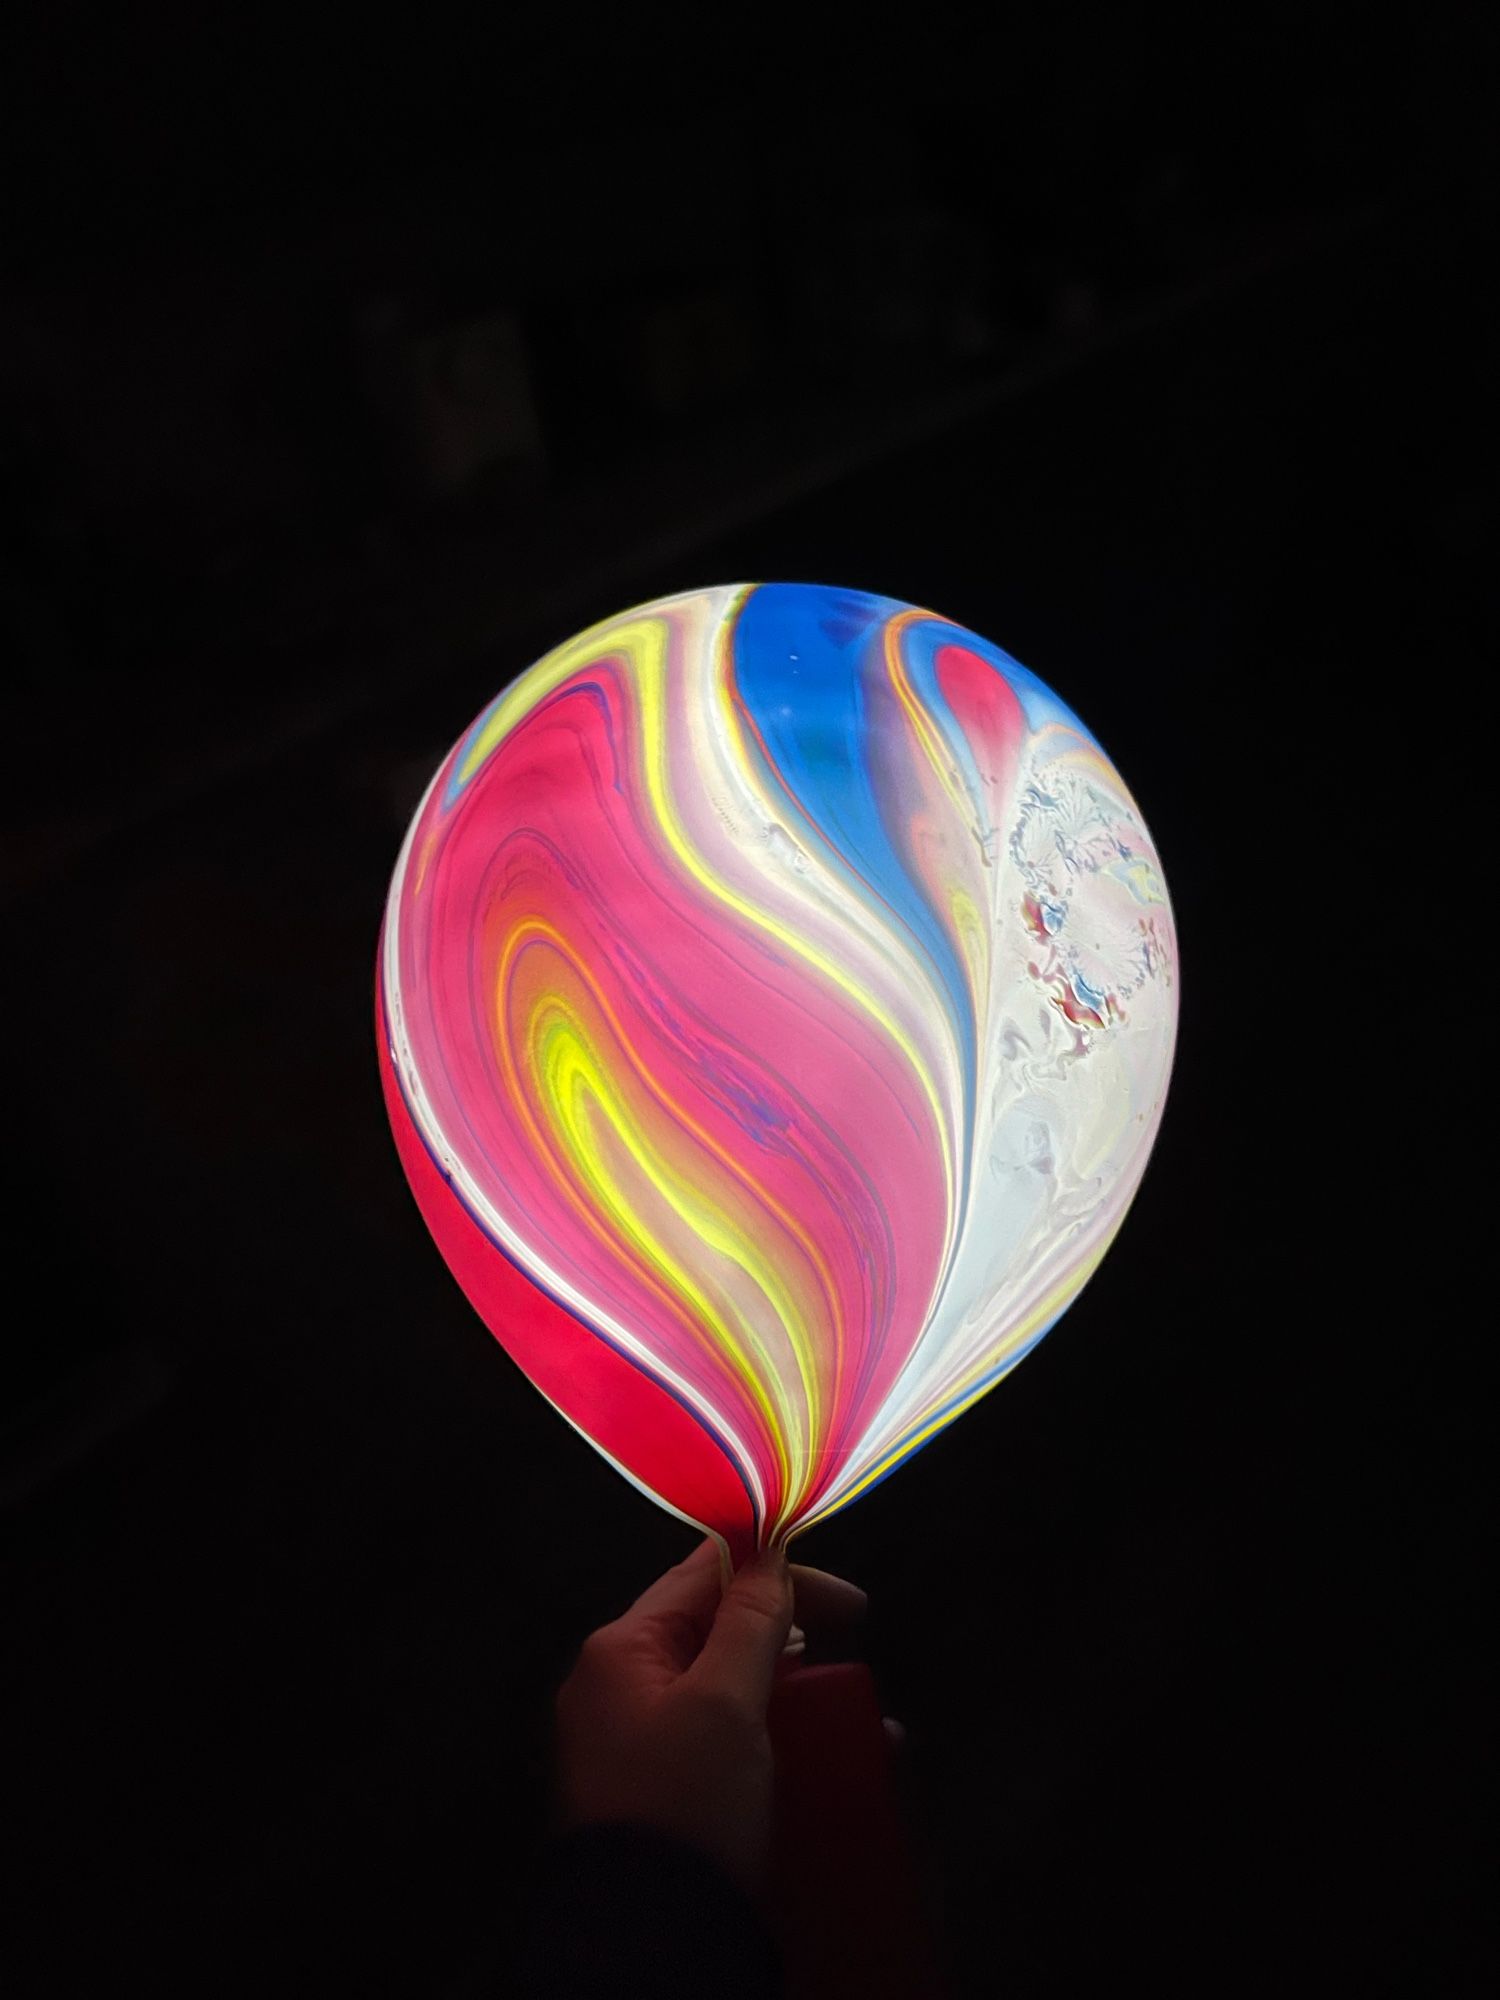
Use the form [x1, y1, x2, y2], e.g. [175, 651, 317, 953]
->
[378, 584, 1176, 1562]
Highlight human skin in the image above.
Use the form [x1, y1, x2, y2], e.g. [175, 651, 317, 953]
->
[553, 1538, 870, 1893]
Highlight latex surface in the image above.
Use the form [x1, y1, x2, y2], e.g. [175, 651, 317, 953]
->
[379, 584, 1177, 1560]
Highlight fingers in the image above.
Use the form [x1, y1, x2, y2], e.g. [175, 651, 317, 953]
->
[790, 1565, 868, 1650]
[626, 1536, 720, 1617]
[614, 1537, 722, 1672]
[599, 1543, 867, 1691]
[689, 1548, 794, 1712]
[773, 1622, 807, 1682]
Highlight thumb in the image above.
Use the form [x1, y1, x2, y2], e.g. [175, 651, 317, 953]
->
[689, 1548, 794, 1713]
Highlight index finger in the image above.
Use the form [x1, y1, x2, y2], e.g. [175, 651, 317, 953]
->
[614, 1536, 723, 1661]
[790, 1564, 868, 1643]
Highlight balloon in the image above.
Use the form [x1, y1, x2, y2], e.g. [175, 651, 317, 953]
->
[378, 584, 1177, 1563]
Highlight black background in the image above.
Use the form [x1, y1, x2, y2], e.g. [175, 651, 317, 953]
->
[4, 14, 1493, 1997]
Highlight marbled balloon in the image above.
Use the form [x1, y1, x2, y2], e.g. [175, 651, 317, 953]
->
[379, 584, 1177, 1562]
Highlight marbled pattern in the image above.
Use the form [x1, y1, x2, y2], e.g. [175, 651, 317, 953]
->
[379, 585, 1177, 1561]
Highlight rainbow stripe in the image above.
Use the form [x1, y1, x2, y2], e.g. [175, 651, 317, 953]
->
[379, 584, 1177, 1562]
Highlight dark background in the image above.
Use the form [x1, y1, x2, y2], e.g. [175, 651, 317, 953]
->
[4, 14, 1493, 1996]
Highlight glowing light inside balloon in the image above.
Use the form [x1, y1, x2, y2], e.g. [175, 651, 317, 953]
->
[379, 584, 1177, 1562]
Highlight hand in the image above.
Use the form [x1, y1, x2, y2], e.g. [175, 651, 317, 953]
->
[553, 1538, 867, 1894]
